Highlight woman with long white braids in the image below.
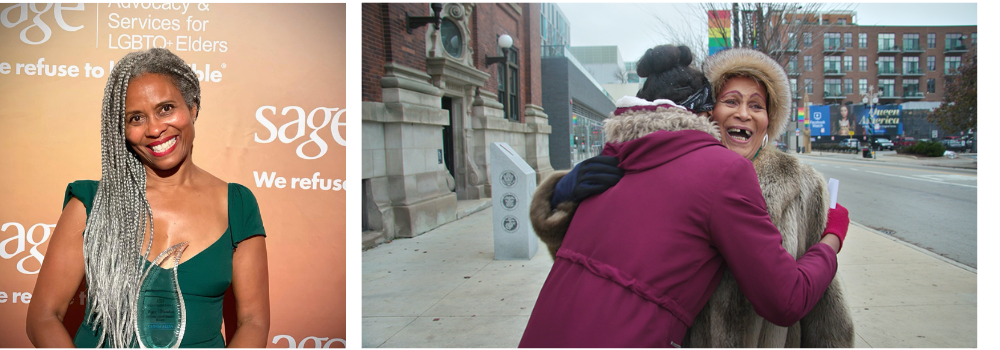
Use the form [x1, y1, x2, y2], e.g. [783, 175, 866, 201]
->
[25, 48, 270, 348]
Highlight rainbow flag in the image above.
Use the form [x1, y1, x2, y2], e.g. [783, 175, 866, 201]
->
[798, 107, 805, 122]
[708, 11, 731, 56]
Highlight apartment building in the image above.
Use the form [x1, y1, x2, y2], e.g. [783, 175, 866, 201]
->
[786, 18, 975, 107]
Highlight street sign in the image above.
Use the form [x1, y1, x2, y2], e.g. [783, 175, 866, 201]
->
[932, 130, 938, 138]
[795, 128, 800, 136]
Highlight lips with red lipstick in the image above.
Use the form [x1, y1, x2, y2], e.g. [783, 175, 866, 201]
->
[147, 135, 179, 157]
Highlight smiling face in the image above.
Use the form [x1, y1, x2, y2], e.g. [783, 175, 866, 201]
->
[123, 73, 198, 171]
[709, 76, 770, 159]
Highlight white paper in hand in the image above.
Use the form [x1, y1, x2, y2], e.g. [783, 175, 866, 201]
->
[828, 178, 840, 209]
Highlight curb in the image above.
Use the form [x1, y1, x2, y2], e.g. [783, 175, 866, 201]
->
[456, 199, 492, 220]
[798, 153, 978, 170]
[852, 223, 976, 274]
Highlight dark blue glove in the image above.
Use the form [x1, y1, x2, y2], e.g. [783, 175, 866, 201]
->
[550, 156, 624, 209]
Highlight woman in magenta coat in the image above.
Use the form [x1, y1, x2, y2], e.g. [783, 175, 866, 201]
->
[518, 46, 848, 348]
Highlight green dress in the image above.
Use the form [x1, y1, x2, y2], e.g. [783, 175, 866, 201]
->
[64, 180, 266, 348]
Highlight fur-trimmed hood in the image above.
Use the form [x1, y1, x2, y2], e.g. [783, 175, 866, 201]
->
[703, 48, 791, 142]
[605, 96, 721, 144]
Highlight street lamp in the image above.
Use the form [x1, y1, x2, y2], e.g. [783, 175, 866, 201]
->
[485, 34, 513, 66]
[861, 85, 881, 159]
[485, 34, 514, 120]
[405, 3, 443, 34]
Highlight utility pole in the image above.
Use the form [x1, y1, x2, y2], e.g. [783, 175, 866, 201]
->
[732, 3, 740, 48]
[803, 77, 811, 153]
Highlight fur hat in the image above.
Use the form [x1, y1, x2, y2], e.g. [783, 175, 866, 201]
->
[703, 48, 791, 142]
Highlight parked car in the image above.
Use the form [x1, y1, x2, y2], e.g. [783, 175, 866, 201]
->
[898, 137, 916, 147]
[838, 138, 860, 153]
[772, 140, 788, 152]
[939, 139, 973, 153]
[875, 138, 894, 151]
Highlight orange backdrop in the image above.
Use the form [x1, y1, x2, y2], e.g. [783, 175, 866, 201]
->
[0, 3, 346, 347]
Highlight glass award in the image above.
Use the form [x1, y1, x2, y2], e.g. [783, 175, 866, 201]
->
[135, 242, 189, 348]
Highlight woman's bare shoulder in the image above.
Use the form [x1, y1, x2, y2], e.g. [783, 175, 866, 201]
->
[194, 167, 230, 189]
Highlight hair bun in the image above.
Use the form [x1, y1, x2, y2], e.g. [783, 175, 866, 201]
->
[636, 45, 693, 78]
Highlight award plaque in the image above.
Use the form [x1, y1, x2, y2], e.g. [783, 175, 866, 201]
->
[135, 242, 189, 348]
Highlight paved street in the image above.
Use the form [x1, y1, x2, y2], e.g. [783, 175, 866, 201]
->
[794, 153, 977, 268]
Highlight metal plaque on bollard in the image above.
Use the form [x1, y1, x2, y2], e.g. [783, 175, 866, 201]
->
[490, 142, 538, 260]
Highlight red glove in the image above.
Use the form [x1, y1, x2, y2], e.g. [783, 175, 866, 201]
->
[824, 203, 850, 252]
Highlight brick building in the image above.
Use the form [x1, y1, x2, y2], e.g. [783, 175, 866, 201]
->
[362, 3, 553, 246]
[780, 12, 976, 147]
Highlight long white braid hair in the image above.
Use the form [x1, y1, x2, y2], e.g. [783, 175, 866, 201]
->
[84, 48, 200, 348]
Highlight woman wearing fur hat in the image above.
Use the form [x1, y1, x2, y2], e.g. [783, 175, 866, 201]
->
[528, 47, 855, 347]
[519, 45, 850, 348]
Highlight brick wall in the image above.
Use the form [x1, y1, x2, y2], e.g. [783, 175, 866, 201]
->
[472, 3, 544, 121]
[522, 3, 542, 107]
[362, 3, 385, 102]
[385, 4, 431, 72]
[364, 3, 545, 112]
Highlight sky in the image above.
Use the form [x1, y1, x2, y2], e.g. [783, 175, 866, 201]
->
[558, 3, 979, 62]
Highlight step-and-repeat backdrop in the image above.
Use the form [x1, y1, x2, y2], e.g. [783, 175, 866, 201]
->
[0, 3, 346, 347]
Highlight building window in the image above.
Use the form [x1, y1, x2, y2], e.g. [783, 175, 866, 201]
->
[877, 56, 895, 74]
[787, 55, 798, 72]
[805, 55, 813, 71]
[928, 56, 936, 71]
[945, 56, 961, 74]
[879, 79, 895, 97]
[790, 78, 798, 94]
[824, 56, 841, 73]
[497, 47, 520, 121]
[945, 33, 963, 50]
[805, 78, 813, 94]
[788, 32, 798, 50]
[844, 56, 853, 71]
[928, 78, 936, 93]
[541, 15, 547, 41]
[824, 32, 841, 49]
[845, 78, 853, 94]
[844, 33, 853, 48]
[859, 33, 868, 49]
[972, 33, 977, 45]
[903, 33, 920, 50]
[903, 56, 920, 74]
[928, 33, 936, 48]
[804, 32, 812, 47]
[878, 33, 895, 50]
[859, 78, 868, 94]
[837, 18, 846, 25]
[824, 79, 842, 97]
[903, 79, 920, 97]
[859, 56, 868, 72]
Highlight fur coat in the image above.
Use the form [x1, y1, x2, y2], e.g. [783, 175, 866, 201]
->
[529, 107, 854, 347]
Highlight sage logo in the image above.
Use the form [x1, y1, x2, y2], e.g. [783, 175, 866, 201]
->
[1, 222, 54, 274]
[271, 335, 345, 348]
[1, 3, 84, 45]
[255, 106, 347, 160]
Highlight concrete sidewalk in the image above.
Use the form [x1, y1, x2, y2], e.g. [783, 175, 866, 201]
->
[362, 206, 976, 348]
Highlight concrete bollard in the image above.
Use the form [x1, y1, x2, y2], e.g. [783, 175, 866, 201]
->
[490, 142, 538, 260]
